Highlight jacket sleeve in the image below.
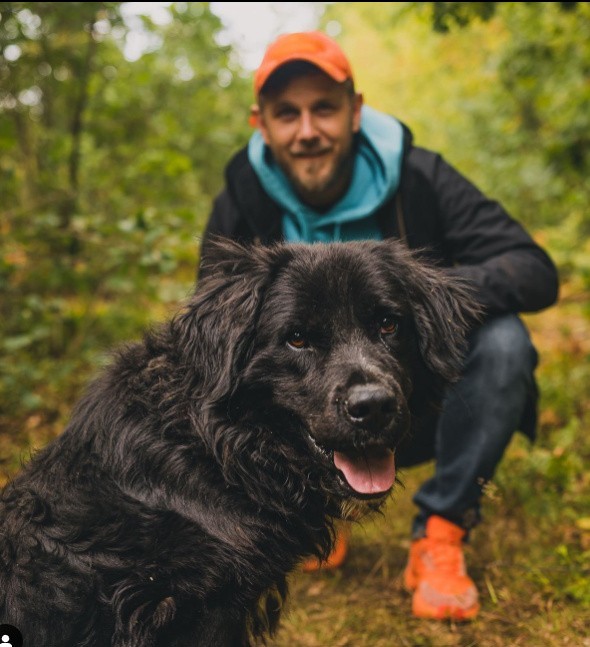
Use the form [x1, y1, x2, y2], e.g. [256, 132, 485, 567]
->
[427, 153, 559, 316]
[200, 191, 239, 254]
[198, 147, 286, 281]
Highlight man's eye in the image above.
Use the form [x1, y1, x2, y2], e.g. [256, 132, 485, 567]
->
[315, 103, 336, 116]
[379, 316, 399, 336]
[276, 107, 298, 120]
[287, 332, 308, 350]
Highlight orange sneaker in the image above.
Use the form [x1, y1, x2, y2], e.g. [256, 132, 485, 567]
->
[403, 515, 480, 620]
[300, 523, 350, 572]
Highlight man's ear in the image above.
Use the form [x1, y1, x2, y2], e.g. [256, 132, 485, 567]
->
[250, 103, 270, 144]
[249, 103, 261, 128]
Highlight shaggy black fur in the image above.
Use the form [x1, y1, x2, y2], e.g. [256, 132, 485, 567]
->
[0, 238, 478, 646]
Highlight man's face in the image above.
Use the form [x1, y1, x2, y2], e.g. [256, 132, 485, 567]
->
[254, 71, 363, 209]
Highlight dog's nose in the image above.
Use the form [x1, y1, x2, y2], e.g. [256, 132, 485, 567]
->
[345, 385, 395, 430]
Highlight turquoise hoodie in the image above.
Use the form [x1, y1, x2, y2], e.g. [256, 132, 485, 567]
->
[247, 105, 404, 243]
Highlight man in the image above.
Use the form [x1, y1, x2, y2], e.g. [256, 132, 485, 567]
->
[199, 31, 559, 621]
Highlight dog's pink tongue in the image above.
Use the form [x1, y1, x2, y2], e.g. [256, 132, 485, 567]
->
[333, 449, 395, 494]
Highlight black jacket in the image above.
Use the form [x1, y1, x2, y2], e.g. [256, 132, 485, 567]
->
[200, 125, 559, 318]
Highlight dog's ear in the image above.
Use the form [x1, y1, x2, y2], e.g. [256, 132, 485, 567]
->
[172, 236, 291, 401]
[197, 235, 279, 281]
[379, 240, 482, 383]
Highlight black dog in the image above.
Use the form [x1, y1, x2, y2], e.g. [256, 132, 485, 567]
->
[0, 238, 477, 646]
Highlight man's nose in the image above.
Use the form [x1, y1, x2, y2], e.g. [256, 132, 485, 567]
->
[297, 111, 319, 140]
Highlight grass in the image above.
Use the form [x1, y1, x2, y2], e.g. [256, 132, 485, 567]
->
[271, 458, 590, 646]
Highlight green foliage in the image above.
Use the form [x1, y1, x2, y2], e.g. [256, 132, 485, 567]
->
[555, 542, 590, 605]
[428, 1, 498, 32]
[0, 2, 253, 425]
[328, 3, 590, 267]
[423, 1, 582, 33]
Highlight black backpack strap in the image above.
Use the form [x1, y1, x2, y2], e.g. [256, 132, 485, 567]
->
[395, 191, 407, 245]
[376, 191, 407, 245]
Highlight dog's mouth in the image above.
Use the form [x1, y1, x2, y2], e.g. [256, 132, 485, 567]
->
[307, 434, 396, 498]
[333, 447, 396, 496]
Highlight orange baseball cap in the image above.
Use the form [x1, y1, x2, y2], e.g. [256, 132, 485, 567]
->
[254, 31, 354, 96]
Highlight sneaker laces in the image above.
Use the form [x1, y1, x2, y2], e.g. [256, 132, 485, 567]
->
[423, 536, 466, 576]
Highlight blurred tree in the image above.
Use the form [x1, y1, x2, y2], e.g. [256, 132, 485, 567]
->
[0, 2, 252, 426]
[422, 2, 582, 33]
[323, 2, 590, 281]
[0, 2, 250, 272]
[1, 2, 118, 222]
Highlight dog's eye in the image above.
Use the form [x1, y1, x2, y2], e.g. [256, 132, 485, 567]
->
[287, 332, 308, 350]
[379, 316, 398, 336]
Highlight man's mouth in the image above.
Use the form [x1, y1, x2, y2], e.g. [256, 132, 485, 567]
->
[291, 148, 331, 159]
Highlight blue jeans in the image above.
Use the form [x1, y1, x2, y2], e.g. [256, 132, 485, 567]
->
[396, 315, 539, 536]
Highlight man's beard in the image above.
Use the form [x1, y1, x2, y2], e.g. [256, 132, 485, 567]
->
[282, 149, 355, 209]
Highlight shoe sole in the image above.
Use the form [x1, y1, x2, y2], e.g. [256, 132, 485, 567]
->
[412, 601, 480, 621]
[404, 566, 480, 621]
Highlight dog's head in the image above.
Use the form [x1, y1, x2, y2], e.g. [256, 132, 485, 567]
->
[182, 238, 479, 511]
